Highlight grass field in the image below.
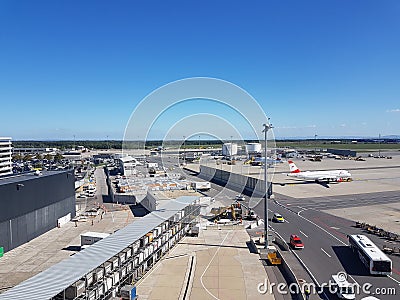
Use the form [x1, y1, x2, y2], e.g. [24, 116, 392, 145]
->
[275, 141, 400, 151]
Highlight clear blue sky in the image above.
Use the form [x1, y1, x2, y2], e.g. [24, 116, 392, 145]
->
[1, 0, 399, 140]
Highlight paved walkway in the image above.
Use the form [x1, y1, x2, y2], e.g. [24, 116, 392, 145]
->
[137, 225, 275, 300]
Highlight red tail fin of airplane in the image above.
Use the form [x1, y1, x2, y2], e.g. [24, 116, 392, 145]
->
[288, 160, 301, 173]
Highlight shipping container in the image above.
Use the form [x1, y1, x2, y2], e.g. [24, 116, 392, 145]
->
[125, 248, 132, 259]
[127, 261, 133, 272]
[121, 266, 127, 278]
[108, 256, 119, 270]
[104, 277, 113, 292]
[132, 241, 139, 254]
[97, 283, 105, 296]
[155, 226, 162, 237]
[113, 271, 120, 284]
[146, 232, 153, 243]
[140, 235, 149, 247]
[133, 269, 139, 280]
[88, 288, 97, 300]
[65, 280, 85, 299]
[138, 252, 144, 264]
[119, 251, 126, 263]
[93, 267, 104, 281]
[86, 273, 94, 286]
[104, 261, 112, 274]
[174, 213, 180, 222]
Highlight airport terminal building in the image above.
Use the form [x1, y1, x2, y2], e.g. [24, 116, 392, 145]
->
[0, 171, 76, 252]
[0, 137, 12, 177]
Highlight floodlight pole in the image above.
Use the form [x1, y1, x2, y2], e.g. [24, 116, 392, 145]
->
[263, 121, 273, 249]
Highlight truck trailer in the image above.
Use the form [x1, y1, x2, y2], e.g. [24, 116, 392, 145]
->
[191, 181, 211, 191]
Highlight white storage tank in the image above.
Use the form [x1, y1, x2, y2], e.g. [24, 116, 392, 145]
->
[222, 143, 238, 156]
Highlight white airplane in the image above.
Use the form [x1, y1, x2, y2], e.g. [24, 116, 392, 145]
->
[287, 160, 352, 183]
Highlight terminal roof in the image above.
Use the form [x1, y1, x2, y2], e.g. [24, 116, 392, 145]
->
[0, 196, 197, 300]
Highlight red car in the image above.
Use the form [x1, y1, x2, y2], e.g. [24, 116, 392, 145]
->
[290, 234, 304, 249]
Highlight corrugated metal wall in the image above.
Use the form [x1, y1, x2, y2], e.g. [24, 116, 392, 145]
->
[0, 171, 75, 252]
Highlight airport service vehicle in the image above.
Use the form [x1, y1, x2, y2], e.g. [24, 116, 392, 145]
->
[290, 234, 304, 249]
[244, 209, 258, 220]
[348, 234, 392, 275]
[146, 162, 158, 168]
[86, 190, 95, 197]
[272, 213, 284, 223]
[191, 181, 211, 191]
[330, 274, 356, 299]
[188, 225, 199, 237]
[287, 160, 352, 182]
[235, 194, 245, 201]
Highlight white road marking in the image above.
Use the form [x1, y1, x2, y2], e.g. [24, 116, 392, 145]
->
[295, 209, 346, 245]
[137, 237, 187, 287]
[288, 204, 361, 287]
[388, 275, 400, 285]
[299, 230, 308, 238]
[330, 227, 340, 230]
[200, 230, 232, 300]
[321, 248, 331, 258]
[290, 246, 321, 286]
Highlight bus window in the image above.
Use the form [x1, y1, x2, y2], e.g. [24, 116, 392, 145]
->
[372, 260, 391, 273]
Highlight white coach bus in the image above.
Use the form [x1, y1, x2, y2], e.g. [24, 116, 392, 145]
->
[348, 234, 392, 275]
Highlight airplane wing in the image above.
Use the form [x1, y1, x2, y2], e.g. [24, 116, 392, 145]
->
[317, 181, 330, 188]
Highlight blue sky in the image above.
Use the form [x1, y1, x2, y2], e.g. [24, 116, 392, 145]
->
[0, 0, 399, 140]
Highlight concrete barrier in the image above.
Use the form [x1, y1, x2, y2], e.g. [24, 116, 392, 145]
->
[206, 224, 245, 230]
[199, 165, 267, 197]
[274, 235, 289, 251]
[267, 231, 306, 300]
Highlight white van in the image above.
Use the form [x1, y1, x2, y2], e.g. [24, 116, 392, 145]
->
[331, 274, 356, 299]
